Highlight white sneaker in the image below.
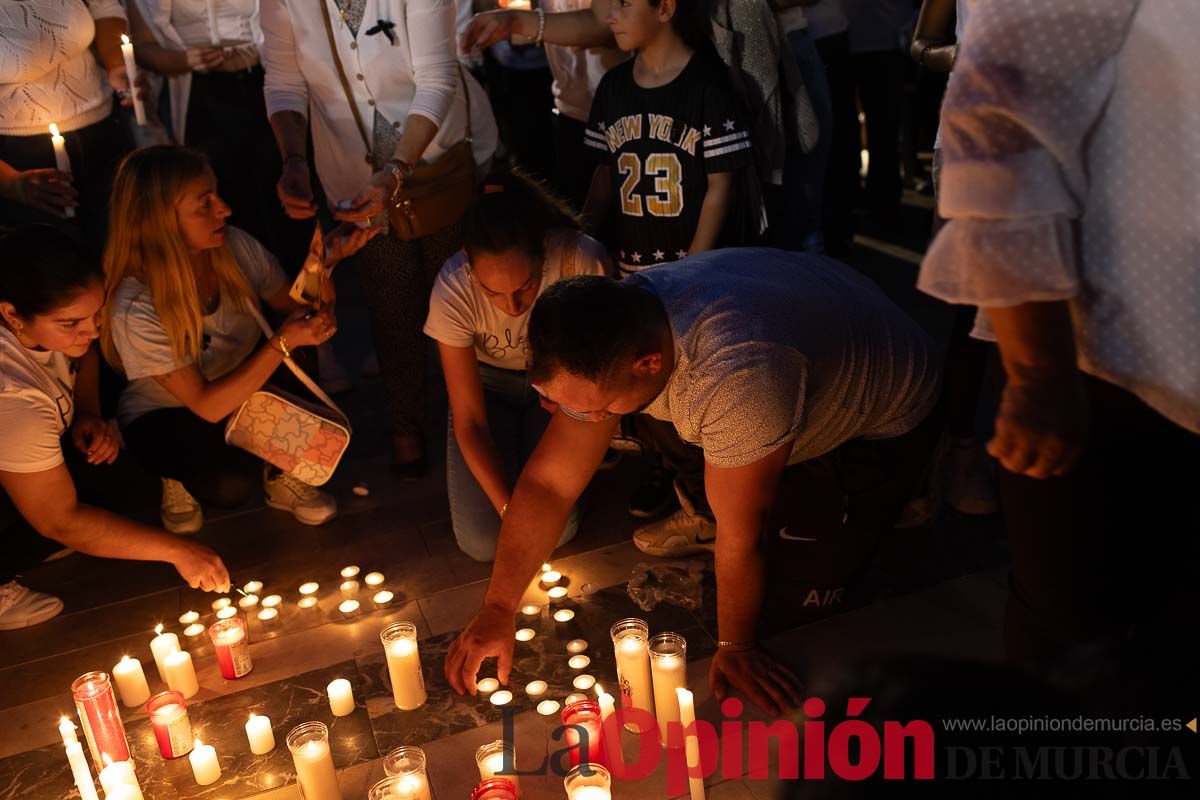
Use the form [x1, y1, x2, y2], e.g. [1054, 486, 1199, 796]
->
[264, 469, 338, 526]
[161, 478, 203, 534]
[633, 483, 715, 557]
[0, 581, 64, 630]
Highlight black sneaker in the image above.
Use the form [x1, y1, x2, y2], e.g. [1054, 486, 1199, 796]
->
[628, 468, 680, 519]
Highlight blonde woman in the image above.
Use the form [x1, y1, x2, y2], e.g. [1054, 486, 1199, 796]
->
[102, 146, 375, 531]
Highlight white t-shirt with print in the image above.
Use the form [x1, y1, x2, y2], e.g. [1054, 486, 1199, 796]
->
[0, 326, 77, 473]
[108, 227, 289, 428]
[424, 230, 610, 371]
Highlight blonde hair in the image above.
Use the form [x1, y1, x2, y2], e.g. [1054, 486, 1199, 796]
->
[102, 146, 255, 372]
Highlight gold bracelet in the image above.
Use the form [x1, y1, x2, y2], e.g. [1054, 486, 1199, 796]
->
[717, 640, 756, 650]
[273, 334, 291, 360]
[500, 502, 509, 518]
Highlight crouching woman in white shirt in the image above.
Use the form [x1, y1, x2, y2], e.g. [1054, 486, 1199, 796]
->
[424, 170, 610, 561]
[0, 226, 229, 630]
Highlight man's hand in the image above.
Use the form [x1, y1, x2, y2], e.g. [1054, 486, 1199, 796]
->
[709, 645, 803, 717]
[172, 541, 230, 593]
[324, 222, 383, 267]
[277, 159, 318, 219]
[989, 371, 1088, 479]
[460, 10, 517, 55]
[0, 167, 77, 217]
[186, 47, 227, 72]
[444, 602, 516, 695]
[70, 415, 120, 465]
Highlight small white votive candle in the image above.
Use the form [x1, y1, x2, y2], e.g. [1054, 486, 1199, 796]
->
[476, 678, 499, 694]
[489, 690, 513, 706]
[183, 623, 205, 637]
[566, 639, 588, 654]
[212, 597, 231, 611]
[548, 586, 569, 600]
[189, 738, 220, 785]
[298, 582, 319, 596]
[541, 570, 562, 587]
[515, 628, 535, 642]
[338, 599, 360, 616]
[243, 581, 263, 595]
[521, 604, 540, 616]
[537, 699, 561, 716]
[553, 609, 575, 622]
[373, 590, 394, 606]
[261, 595, 282, 608]
[541, 563, 552, 573]
[340, 565, 360, 579]
[216, 606, 237, 620]
[573, 674, 596, 691]
[246, 714, 274, 755]
[298, 596, 318, 609]
[340, 580, 360, 598]
[525, 680, 547, 697]
[565, 693, 587, 705]
[257, 608, 278, 622]
[327, 678, 355, 716]
[238, 594, 259, 609]
[568, 655, 591, 669]
[179, 611, 200, 625]
[364, 572, 385, 587]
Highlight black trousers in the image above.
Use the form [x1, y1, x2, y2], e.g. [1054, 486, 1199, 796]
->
[0, 107, 133, 250]
[0, 437, 158, 584]
[550, 112, 594, 213]
[813, 32, 858, 255]
[850, 48, 905, 217]
[998, 374, 1200, 672]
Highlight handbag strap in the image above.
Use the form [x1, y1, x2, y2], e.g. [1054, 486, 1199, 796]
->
[244, 300, 349, 422]
[319, 0, 472, 166]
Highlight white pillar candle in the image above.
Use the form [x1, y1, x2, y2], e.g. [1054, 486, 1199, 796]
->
[189, 739, 221, 785]
[98, 756, 140, 797]
[596, 685, 621, 768]
[48, 124, 73, 218]
[611, 619, 655, 730]
[112, 656, 151, 708]
[245, 714, 275, 755]
[676, 687, 706, 800]
[381, 622, 426, 710]
[204, 0, 221, 45]
[649, 633, 687, 747]
[291, 737, 339, 799]
[327, 679, 355, 717]
[118, 36, 146, 126]
[150, 625, 180, 685]
[64, 741, 99, 800]
[163, 650, 200, 699]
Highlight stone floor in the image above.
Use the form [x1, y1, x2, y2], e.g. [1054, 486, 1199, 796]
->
[0, 195, 1016, 799]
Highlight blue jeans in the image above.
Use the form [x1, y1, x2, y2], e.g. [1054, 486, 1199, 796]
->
[781, 28, 833, 254]
[446, 365, 580, 561]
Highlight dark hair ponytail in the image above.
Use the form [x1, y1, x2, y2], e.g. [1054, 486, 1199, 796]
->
[461, 167, 583, 265]
[0, 225, 100, 318]
[649, 0, 714, 55]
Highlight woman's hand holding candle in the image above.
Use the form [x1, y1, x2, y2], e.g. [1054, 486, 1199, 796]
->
[185, 48, 226, 73]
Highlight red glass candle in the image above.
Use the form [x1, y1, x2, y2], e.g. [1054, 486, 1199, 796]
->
[208, 616, 252, 679]
[561, 700, 605, 768]
[71, 671, 130, 767]
[146, 690, 194, 759]
[470, 778, 518, 800]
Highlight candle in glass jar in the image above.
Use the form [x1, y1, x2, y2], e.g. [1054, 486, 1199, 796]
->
[118, 36, 146, 126]
[245, 714, 275, 755]
[379, 747, 433, 799]
[561, 700, 605, 767]
[72, 672, 130, 766]
[288, 723, 340, 800]
[649, 633, 687, 747]
[150, 624, 180, 684]
[209, 616, 253, 679]
[611, 618, 655, 730]
[163, 650, 200, 698]
[381, 622, 426, 710]
[475, 740, 518, 788]
[112, 656, 151, 708]
[188, 738, 221, 785]
[327, 678, 355, 716]
[146, 691, 194, 759]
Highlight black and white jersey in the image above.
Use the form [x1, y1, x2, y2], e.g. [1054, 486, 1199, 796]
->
[585, 50, 752, 273]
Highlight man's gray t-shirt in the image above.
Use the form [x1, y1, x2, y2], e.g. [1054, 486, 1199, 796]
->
[627, 249, 940, 468]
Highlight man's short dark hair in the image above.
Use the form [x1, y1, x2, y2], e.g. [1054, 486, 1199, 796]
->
[528, 275, 666, 385]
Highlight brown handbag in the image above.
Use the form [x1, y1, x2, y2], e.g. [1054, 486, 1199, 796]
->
[319, 1, 476, 240]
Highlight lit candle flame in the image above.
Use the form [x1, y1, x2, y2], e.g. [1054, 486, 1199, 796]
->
[154, 623, 163, 635]
[120, 655, 129, 663]
[121, 34, 130, 46]
[595, 683, 604, 696]
[49, 123, 61, 138]
[248, 713, 256, 721]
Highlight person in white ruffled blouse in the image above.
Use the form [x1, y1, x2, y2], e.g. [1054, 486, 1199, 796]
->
[0, 0, 144, 245]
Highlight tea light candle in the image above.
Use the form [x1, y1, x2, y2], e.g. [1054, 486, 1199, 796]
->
[112, 656, 150, 707]
[566, 639, 588, 654]
[537, 699, 561, 716]
[327, 679, 355, 716]
[339, 580, 360, 597]
[364, 572, 385, 587]
[573, 674, 596, 691]
[477, 678, 500, 694]
[525, 680, 547, 697]
[298, 582, 319, 596]
[119, 36, 146, 126]
[373, 590, 394, 606]
[237, 594, 259, 609]
[521, 604, 540, 616]
[553, 609, 575, 623]
[150, 624, 180, 684]
[189, 738, 220, 785]
[184, 623, 205, 637]
[515, 628, 535, 642]
[548, 586, 568, 600]
[261, 594, 282, 608]
[541, 563, 552, 572]
[245, 714, 274, 755]
[298, 596, 318, 609]
[541, 570, 562, 587]
[178, 611, 199, 625]
[164, 650, 199, 698]
[340, 565, 360, 579]
[257, 608, 278, 622]
[565, 693, 587, 705]
[216, 606, 237, 620]
[243, 581, 263, 595]
[489, 690, 512, 706]
[568, 655, 591, 669]
[212, 597, 231, 611]
[338, 599, 360, 615]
